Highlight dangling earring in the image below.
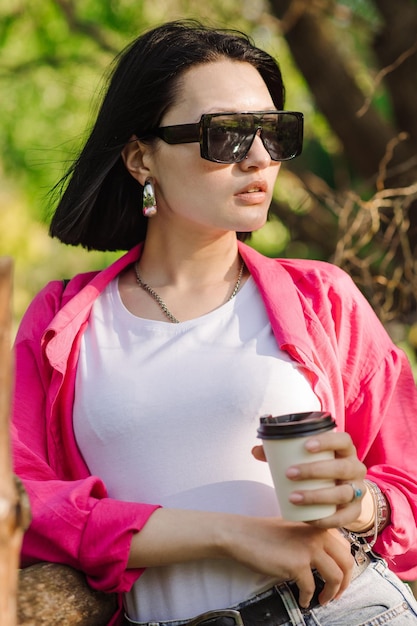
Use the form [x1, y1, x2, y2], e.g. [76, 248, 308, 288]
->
[142, 178, 157, 217]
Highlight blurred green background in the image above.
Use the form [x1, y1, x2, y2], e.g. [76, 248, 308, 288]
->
[1, 0, 417, 375]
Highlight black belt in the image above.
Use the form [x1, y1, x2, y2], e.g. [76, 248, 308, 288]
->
[124, 585, 296, 626]
[124, 539, 373, 626]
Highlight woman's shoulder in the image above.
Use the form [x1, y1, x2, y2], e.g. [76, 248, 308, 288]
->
[246, 246, 357, 294]
[241, 243, 363, 309]
[35, 270, 99, 310]
[15, 271, 100, 344]
[241, 242, 351, 288]
[276, 256, 374, 317]
[15, 246, 140, 344]
[277, 257, 357, 291]
[277, 255, 348, 278]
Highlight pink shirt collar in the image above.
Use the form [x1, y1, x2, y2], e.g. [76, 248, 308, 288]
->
[43, 241, 315, 372]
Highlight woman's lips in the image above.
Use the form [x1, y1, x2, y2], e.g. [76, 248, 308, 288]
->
[235, 181, 267, 203]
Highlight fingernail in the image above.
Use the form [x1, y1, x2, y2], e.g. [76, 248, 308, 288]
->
[305, 438, 320, 451]
[286, 466, 300, 478]
[289, 492, 304, 503]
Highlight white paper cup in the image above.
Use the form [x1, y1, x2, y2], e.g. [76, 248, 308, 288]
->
[257, 412, 337, 522]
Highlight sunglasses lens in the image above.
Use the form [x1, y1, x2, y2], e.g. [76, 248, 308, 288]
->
[206, 115, 254, 163]
[261, 113, 302, 161]
[204, 113, 302, 163]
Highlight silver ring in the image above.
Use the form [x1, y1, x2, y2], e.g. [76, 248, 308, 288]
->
[349, 482, 363, 502]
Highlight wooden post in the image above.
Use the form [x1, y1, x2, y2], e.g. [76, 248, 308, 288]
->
[18, 563, 118, 625]
[0, 257, 21, 626]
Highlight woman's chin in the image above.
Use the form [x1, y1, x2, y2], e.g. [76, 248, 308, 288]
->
[236, 215, 268, 234]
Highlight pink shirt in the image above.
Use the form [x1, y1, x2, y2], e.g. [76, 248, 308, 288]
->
[12, 242, 417, 624]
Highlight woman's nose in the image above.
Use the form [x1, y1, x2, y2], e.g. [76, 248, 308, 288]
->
[240, 130, 271, 168]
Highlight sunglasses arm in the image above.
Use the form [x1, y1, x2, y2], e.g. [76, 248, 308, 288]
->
[146, 123, 201, 145]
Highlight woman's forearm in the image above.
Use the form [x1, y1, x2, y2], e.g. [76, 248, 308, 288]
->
[127, 508, 354, 608]
[127, 508, 228, 568]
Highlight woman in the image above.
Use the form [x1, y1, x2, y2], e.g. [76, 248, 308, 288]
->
[12, 20, 417, 626]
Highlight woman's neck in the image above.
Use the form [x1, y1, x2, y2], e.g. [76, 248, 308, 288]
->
[138, 229, 241, 288]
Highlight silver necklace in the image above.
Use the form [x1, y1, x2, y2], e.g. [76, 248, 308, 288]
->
[134, 259, 245, 324]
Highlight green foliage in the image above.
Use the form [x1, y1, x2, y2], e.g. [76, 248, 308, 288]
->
[0, 0, 286, 322]
[0, 0, 281, 220]
[1, 0, 416, 351]
[337, 0, 381, 27]
[249, 214, 290, 258]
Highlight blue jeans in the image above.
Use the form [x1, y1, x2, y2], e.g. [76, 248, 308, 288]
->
[277, 558, 417, 625]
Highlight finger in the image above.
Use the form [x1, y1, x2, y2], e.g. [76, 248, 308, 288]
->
[312, 552, 349, 605]
[289, 482, 365, 507]
[251, 445, 266, 462]
[293, 568, 317, 608]
[289, 482, 365, 529]
[286, 457, 353, 480]
[286, 456, 366, 483]
[304, 431, 357, 457]
[344, 481, 365, 504]
[327, 542, 354, 601]
[308, 504, 362, 529]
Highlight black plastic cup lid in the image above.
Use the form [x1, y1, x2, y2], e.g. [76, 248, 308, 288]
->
[257, 411, 336, 439]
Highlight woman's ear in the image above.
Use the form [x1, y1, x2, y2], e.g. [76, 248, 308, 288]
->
[121, 137, 151, 185]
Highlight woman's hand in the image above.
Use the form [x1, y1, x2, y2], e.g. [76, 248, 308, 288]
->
[129, 507, 353, 608]
[252, 431, 368, 529]
[222, 516, 353, 607]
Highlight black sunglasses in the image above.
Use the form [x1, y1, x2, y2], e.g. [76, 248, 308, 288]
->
[142, 110, 303, 164]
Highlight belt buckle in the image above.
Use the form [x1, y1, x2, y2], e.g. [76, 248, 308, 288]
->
[187, 609, 244, 626]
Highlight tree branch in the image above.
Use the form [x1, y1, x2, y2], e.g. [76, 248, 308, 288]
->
[267, 0, 416, 183]
[52, 0, 118, 54]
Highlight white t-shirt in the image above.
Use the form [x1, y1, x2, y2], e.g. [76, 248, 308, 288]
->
[73, 276, 320, 621]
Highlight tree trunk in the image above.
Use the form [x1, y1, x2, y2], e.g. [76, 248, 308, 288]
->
[17, 563, 118, 626]
[373, 0, 417, 147]
[267, 0, 417, 183]
[0, 257, 21, 626]
[267, 0, 417, 317]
